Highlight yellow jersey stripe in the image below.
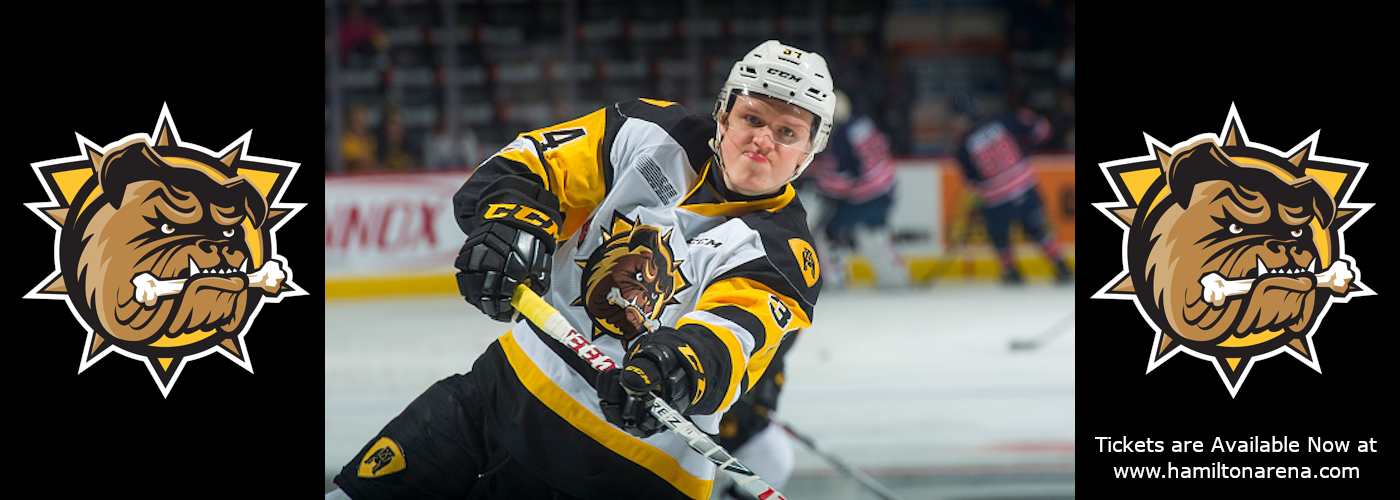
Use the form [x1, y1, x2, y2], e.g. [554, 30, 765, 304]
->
[499, 330, 712, 499]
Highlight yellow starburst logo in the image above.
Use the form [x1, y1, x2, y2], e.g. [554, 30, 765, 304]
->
[1093, 104, 1374, 396]
[24, 104, 305, 397]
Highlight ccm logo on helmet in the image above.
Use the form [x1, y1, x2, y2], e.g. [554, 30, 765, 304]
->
[767, 68, 803, 83]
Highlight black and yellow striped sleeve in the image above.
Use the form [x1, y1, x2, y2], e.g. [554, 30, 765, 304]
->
[454, 105, 625, 242]
[673, 274, 811, 416]
[455, 99, 714, 243]
[671, 201, 822, 415]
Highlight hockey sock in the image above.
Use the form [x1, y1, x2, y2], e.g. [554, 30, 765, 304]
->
[1040, 236, 1063, 262]
[998, 250, 1015, 270]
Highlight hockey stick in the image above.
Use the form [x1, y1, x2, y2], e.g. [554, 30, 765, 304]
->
[770, 418, 906, 500]
[510, 284, 788, 500]
[1008, 309, 1075, 352]
[924, 195, 983, 287]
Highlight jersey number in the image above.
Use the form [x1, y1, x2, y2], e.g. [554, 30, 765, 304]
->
[539, 128, 587, 152]
[972, 128, 1022, 179]
[769, 295, 793, 330]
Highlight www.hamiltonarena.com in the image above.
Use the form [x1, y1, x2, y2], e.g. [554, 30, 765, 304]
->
[1114, 462, 1360, 479]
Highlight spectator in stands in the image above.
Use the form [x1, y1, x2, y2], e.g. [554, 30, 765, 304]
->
[341, 104, 378, 172]
[379, 106, 417, 171]
[949, 92, 1071, 284]
[337, 1, 386, 65]
[424, 112, 483, 170]
[813, 89, 908, 289]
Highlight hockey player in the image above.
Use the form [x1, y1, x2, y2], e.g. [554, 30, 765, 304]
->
[329, 39, 831, 500]
[949, 92, 1071, 284]
[813, 89, 909, 289]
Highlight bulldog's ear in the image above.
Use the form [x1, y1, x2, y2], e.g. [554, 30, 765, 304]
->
[1165, 140, 1233, 208]
[219, 176, 269, 229]
[1288, 176, 1337, 229]
[97, 141, 166, 209]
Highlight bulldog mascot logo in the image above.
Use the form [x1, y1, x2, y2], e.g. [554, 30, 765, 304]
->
[25, 104, 304, 396]
[1094, 104, 1373, 396]
[573, 211, 690, 344]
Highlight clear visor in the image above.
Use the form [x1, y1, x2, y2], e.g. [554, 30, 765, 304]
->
[718, 90, 818, 154]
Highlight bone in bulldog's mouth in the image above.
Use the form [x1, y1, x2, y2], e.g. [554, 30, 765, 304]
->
[1200, 258, 1353, 308]
[606, 287, 660, 332]
[131, 259, 286, 308]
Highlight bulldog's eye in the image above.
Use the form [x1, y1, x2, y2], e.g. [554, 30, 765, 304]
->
[223, 228, 236, 238]
[161, 223, 175, 235]
[1229, 223, 1242, 234]
[635, 272, 644, 281]
[1291, 228, 1304, 237]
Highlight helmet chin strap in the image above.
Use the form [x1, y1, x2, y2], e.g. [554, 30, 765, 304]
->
[709, 122, 729, 177]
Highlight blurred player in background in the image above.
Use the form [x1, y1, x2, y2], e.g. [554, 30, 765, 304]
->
[329, 40, 831, 500]
[812, 89, 909, 289]
[949, 92, 1071, 284]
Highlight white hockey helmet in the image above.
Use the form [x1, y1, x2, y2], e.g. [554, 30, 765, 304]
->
[712, 40, 835, 178]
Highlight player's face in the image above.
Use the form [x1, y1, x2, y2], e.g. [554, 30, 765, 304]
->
[718, 94, 814, 196]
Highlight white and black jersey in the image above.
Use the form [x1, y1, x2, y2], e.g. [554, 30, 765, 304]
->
[452, 99, 821, 499]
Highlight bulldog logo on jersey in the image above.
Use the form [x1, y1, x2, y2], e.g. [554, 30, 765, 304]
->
[24, 104, 305, 397]
[574, 211, 691, 343]
[1094, 104, 1372, 396]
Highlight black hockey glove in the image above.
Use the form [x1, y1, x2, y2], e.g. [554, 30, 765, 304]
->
[454, 174, 562, 322]
[455, 220, 554, 321]
[597, 329, 697, 438]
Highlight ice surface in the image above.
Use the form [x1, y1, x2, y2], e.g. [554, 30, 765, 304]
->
[325, 283, 1075, 498]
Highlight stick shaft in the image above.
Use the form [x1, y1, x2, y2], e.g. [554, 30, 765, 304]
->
[1010, 309, 1075, 351]
[510, 285, 786, 500]
[774, 419, 906, 500]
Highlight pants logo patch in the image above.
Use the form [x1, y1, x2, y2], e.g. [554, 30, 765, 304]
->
[358, 437, 407, 478]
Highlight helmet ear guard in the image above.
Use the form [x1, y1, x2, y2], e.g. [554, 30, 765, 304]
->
[712, 40, 835, 180]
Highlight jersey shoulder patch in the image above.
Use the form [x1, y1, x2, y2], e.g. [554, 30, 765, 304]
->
[738, 197, 821, 308]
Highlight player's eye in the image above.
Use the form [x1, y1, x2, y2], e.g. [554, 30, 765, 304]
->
[1229, 223, 1242, 234]
[223, 228, 236, 238]
[161, 223, 175, 234]
[1290, 228, 1304, 237]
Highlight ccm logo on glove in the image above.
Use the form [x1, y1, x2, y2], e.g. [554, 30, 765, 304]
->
[483, 203, 558, 238]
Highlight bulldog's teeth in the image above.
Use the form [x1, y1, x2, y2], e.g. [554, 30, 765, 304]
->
[190, 256, 199, 276]
[1308, 258, 1317, 273]
[1257, 257, 1267, 277]
[239, 259, 248, 273]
